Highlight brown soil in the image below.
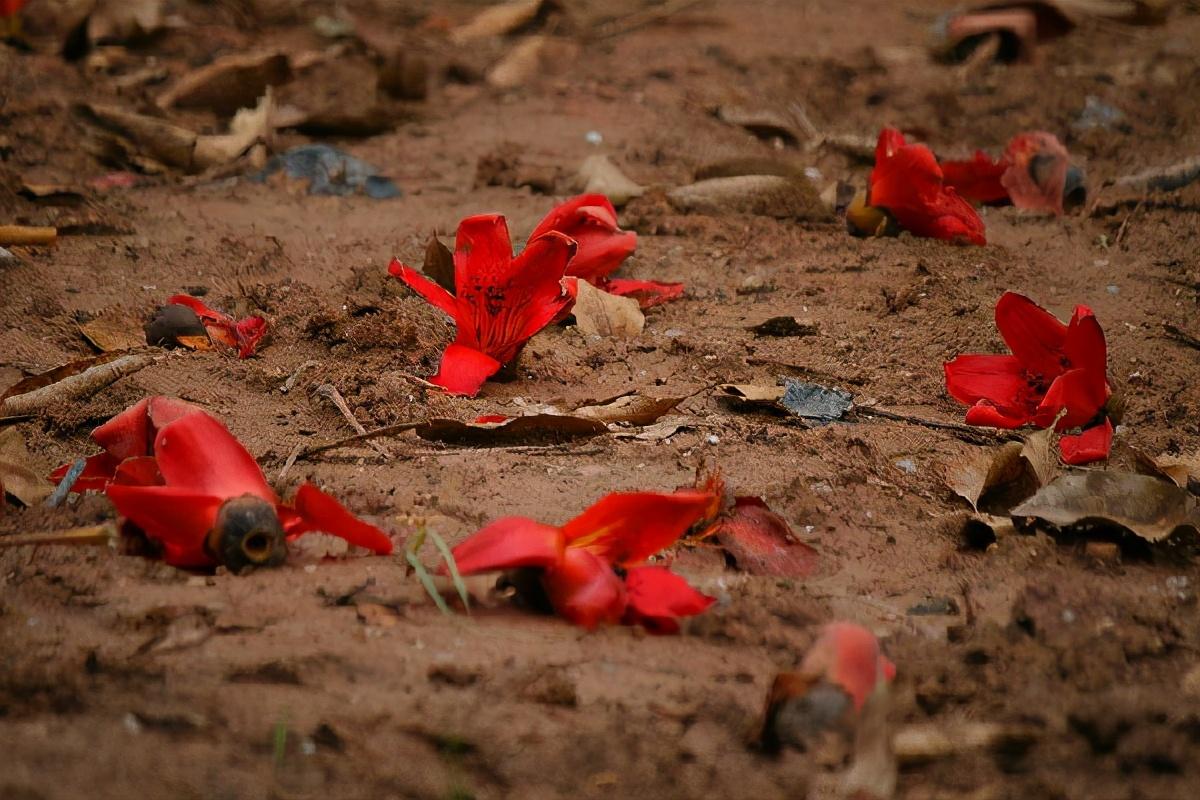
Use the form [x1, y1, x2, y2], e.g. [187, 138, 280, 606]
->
[3, 2, 1200, 798]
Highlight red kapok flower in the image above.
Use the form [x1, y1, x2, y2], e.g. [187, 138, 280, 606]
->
[531, 194, 683, 308]
[941, 131, 1071, 215]
[450, 490, 716, 632]
[944, 292, 1112, 463]
[867, 127, 986, 246]
[52, 397, 392, 568]
[390, 214, 575, 397]
[168, 295, 268, 358]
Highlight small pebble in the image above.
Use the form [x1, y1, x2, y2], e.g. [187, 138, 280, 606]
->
[895, 458, 917, 474]
[584, 130, 603, 145]
[706, 435, 720, 445]
[1106, 284, 1119, 295]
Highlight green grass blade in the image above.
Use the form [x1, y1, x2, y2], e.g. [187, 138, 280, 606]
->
[426, 529, 470, 614]
[405, 549, 453, 616]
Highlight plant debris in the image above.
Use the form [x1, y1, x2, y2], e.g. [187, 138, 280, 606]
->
[0, 427, 51, 507]
[571, 280, 645, 339]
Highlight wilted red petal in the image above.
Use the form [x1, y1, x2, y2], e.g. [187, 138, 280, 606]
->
[390, 257, 459, 320]
[542, 546, 627, 629]
[168, 296, 267, 359]
[1059, 418, 1113, 465]
[716, 500, 819, 578]
[561, 490, 716, 566]
[450, 516, 565, 575]
[943, 353, 1034, 414]
[964, 400, 1035, 429]
[474, 414, 510, 424]
[1000, 131, 1068, 216]
[111, 456, 163, 486]
[90, 396, 199, 463]
[288, 483, 393, 554]
[1035, 367, 1108, 430]
[623, 565, 714, 634]
[105, 485, 223, 568]
[530, 194, 637, 283]
[169, 294, 234, 326]
[430, 343, 503, 397]
[153, 413, 277, 502]
[603, 278, 685, 308]
[994, 292, 1069, 381]
[800, 622, 894, 711]
[233, 316, 268, 358]
[941, 150, 1010, 204]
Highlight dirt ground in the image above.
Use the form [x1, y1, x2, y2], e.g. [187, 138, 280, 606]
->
[3, 1, 1200, 798]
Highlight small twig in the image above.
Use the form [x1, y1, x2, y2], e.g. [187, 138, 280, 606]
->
[0, 353, 158, 416]
[1114, 155, 1200, 193]
[854, 407, 1021, 444]
[1114, 199, 1143, 246]
[277, 443, 304, 481]
[0, 523, 118, 549]
[297, 421, 424, 460]
[45, 458, 85, 507]
[0, 225, 56, 247]
[1163, 323, 1200, 351]
[593, 0, 710, 40]
[314, 383, 392, 459]
[280, 360, 319, 394]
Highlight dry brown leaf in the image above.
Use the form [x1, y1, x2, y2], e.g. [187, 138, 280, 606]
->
[79, 312, 148, 352]
[943, 427, 1056, 512]
[0, 427, 52, 507]
[616, 418, 691, 441]
[422, 235, 455, 295]
[451, 0, 549, 44]
[1137, 450, 1200, 494]
[572, 155, 644, 207]
[892, 722, 1041, 766]
[572, 394, 684, 426]
[193, 92, 274, 169]
[158, 51, 291, 116]
[87, 0, 164, 45]
[572, 280, 645, 339]
[0, 351, 130, 402]
[715, 104, 807, 146]
[415, 414, 607, 446]
[718, 384, 785, 405]
[79, 104, 197, 170]
[1011, 471, 1200, 542]
[668, 175, 830, 220]
[486, 36, 577, 89]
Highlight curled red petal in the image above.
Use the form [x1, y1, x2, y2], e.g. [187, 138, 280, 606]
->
[531, 194, 637, 283]
[288, 483, 393, 554]
[1035, 367, 1108, 430]
[168, 294, 234, 326]
[964, 400, 1035, 429]
[168, 296, 267, 359]
[602, 278, 685, 308]
[153, 413, 277, 502]
[994, 292, 1069, 381]
[90, 396, 200, 463]
[1059, 418, 1113, 465]
[530, 194, 619, 241]
[51, 452, 123, 493]
[1000, 131, 1068, 216]
[111, 456, 163, 487]
[623, 565, 714, 634]
[541, 546, 626, 629]
[390, 257, 459, 320]
[105, 485, 223, 568]
[233, 316, 268, 358]
[561, 490, 716, 566]
[944, 353, 1036, 414]
[941, 150, 1010, 204]
[450, 516, 565, 575]
[800, 622, 894, 711]
[716, 500, 819, 578]
[1065, 305, 1108, 387]
[430, 343, 502, 397]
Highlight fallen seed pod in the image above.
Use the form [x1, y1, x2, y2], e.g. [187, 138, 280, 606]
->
[206, 494, 287, 573]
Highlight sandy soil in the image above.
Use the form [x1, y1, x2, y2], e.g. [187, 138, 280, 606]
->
[2, 1, 1200, 798]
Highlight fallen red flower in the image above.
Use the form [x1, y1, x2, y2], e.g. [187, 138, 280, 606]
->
[168, 295, 268, 359]
[390, 214, 575, 397]
[944, 292, 1112, 463]
[450, 490, 716, 631]
[531, 194, 684, 308]
[799, 622, 897, 711]
[52, 397, 393, 568]
[941, 131, 1070, 215]
[866, 127, 986, 246]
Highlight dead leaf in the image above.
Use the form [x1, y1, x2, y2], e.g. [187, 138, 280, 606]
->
[79, 312, 150, 353]
[0, 428, 52, 507]
[1011, 471, 1200, 542]
[572, 154, 644, 207]
[749, 316, 818, 337]
[715, 104, 807, 146]
[1, 351, 132, 402]
[893, 722, 1040, 766]
[695, 157, 806, 181]
[415, 414, 607, 446]
[157, 51, 291, 116]
[718, 384, 785, 405]
[87, 0, 164, 45]
[193, 92, 274, 169]
[943, 427, 1056, 512]
[486, 35, 578, 89]
[616, 418, 691, 441]
[572, 394, 684, 426]
[18, 182, 85, 206]
[960, 512, 1018, 549]
[668, 175, 830, 220]
[572, 281, 645, 339]
[423, 235, 455, 295]
[451, 0, 550, 44]
[1137, 450, 1200, 494]
[716, 500, 819, 577]
[78, 103, 197, 170]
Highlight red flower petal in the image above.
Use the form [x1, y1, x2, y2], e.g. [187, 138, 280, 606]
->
[105, 485, 223, 567]
[602, 278, 685, 308]
[1035, 367, 1108, 430]
[1000, 131, 1068, 216]
[430, 343, 502, 397]
[944, 353, 1036, 416]
[91, 396, 200, 463]
[530, 194, 637, 283]
[454, 213, 516, 289]
[994, 292, 1069, 381]
[623, 565, 715, 634]
[288, 483, 393, 554]
[1059, 418, 1113, 465]
[541, 546, 627, 629]
[168, 295, 267, 358]
[111, 456, 164, 486]
[561, 490, 716, 566]
[450, 516, 565, 575]
[964, 400, 1036, 429]
[941, 150, 1010, 204]
[716, 500, 819, 578]
[1064, 305, 1108, 389]
[389, 257, 459, 320]
[51, 452, 122, 493]
[800, 622, 894, 711]
[153, 413, 277, 502]
[491, 231, 575, 360]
